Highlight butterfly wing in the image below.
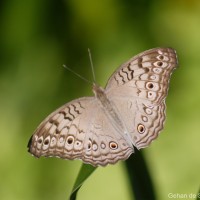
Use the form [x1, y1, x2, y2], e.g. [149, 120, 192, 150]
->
[105, 48, 178, 149]
[28, 97, 133, 166]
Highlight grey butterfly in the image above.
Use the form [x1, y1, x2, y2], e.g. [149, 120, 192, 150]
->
[28, 47, 178, 166]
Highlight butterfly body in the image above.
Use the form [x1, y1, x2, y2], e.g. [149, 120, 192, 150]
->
[28, 48, 178, 166]
[93, 84, 132, 144]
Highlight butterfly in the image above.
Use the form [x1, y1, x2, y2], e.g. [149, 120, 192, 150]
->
[28, 47, 178, 166]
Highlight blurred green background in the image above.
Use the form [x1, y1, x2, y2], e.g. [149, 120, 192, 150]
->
[0, 0, 200, 199]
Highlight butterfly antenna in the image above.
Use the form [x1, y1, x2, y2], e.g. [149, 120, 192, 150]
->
[63, 65, 92, 85]
[88, 48, 96, 83]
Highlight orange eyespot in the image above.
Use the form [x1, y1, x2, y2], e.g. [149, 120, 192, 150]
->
[146, 82, 154, 89]
[67, 136, 74, 144]
[44, 140, 49, 145]
[137, 124, 145, 134]
[38, 139, 43, 144]
[157, 61, 163, 66]
[109, 142, 118, 150]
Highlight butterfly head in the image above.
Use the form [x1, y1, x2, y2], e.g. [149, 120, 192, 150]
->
[92, 83, 105, 97]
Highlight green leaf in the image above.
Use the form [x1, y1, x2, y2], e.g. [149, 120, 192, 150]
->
[68, 164, 97, 200]
[196, 187, 200, 200]
[125, 150, 156, 200]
